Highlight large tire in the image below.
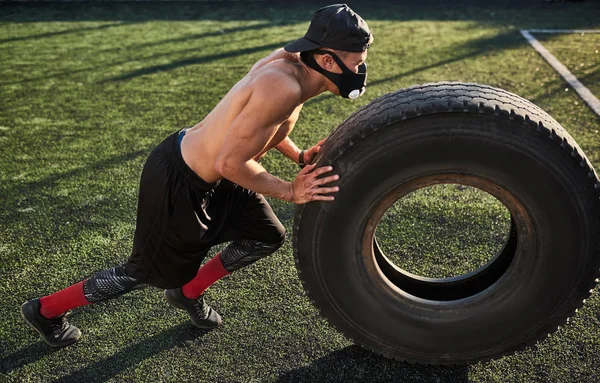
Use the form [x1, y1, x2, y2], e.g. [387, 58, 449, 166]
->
[293, 82, 600, 364]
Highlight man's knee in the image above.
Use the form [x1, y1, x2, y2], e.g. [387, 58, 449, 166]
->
[266, 221, 286, 248]
[221, 237, 284, 272]
[83, 265, 140, 303]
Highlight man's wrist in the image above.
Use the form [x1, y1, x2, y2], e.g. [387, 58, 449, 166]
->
[287, 181, 297, 203]
[298, 150, 306, 168]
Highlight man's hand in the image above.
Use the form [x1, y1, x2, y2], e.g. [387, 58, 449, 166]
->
[291, 164, 339, 204]
[302, 137, 328, 166]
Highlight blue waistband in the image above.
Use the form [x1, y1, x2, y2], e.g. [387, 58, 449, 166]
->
[177, 129, 186, 149]
[168, 128, 216, 190]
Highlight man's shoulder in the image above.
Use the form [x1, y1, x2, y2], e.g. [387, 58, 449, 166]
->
[251, 63, 302, 102]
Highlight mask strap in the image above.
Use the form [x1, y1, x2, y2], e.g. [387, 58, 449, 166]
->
[312, 50, 355, 74]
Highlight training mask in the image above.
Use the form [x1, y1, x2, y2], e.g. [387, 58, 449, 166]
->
[301, 50, 367, 99]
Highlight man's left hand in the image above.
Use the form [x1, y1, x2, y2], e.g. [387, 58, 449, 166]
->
[303, 137, 328, 165]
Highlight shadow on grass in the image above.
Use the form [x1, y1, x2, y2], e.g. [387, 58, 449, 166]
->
[529, 69, 600, 114]
[0, 322, 210, 382]
[1, 35, 278, 85]
[0, 21, 141, 44]
[0, 342, 60, 376]
[1, 22, 286, 86]
[0, 147, 150, 266]
[131, 21, 276, 50]
[99, 40, 286, 83]
[50, 322, 210, 383]
[2, 149, 147, 198]
[275, 345, 469, 383]
[1, 0, 599, 29]
[0, 42, 213, 85]
[0, 15, 534, 88]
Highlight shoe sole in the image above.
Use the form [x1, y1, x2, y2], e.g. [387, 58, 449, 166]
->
[20, 302, 80, 348]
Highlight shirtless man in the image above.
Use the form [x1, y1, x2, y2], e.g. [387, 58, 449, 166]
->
[21, 4, 373, 347]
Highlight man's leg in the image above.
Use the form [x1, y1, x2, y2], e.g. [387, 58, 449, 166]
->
[165, 183, 285, 328]
[180, 252, 231, 300]
[21, 264, 140, 347]
[22, 130, 202, 346]
[180, 239, 284, 300]
[164, 252, 228, 329]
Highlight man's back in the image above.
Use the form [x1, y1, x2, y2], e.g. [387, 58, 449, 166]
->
[181, 57, 305, 184]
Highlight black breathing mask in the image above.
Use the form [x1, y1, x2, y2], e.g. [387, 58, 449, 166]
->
[301, 50, 367, 99]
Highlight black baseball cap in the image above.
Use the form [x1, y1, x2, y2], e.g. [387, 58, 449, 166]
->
[284, 4, 373, 53]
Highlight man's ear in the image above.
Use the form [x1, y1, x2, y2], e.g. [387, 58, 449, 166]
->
[321, 53, 337, 71]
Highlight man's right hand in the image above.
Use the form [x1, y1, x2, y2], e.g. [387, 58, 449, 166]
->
[290, 164, 340, 204]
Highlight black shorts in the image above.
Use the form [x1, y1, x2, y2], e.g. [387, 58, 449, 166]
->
[124, 130, 286, 289]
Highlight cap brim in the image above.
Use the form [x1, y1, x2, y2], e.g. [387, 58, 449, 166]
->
[284, 37, 322, 53]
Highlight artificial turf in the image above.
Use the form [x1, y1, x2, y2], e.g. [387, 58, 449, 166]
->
[537, 32, 600, 98]
[0, 1, 599, 382]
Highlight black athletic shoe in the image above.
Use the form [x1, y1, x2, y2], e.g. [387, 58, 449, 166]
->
[20, 299, 81, 348]
[164, 288, 222, 329]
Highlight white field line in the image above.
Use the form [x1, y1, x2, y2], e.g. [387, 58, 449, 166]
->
[527, 29, 600, 34]
[520, 29, 600, 117]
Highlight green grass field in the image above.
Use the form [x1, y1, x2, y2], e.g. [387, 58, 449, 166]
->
[1, 1, 599, 382]
[537, 32, 600, 97]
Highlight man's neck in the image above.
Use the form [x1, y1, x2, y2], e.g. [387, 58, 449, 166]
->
[296, 61, 330, 103]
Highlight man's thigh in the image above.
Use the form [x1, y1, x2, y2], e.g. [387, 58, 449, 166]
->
[125, 133, 214, 288]
[205, 180, 286, 246]
[126, 185, 212, 288]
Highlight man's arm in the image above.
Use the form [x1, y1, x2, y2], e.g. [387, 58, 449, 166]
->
[275, 117, 329, 167]
[215, 72, 339, 204]
[275, 136, 302, 165]
[275, 103, 304, 164]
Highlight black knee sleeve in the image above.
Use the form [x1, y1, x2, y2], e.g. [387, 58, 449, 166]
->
[83, 265, 140, 303]
[220, 239, 284, 272]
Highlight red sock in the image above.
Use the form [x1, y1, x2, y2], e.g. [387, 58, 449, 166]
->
[181, 253, 231, 299]
[39, 280, 91, 319]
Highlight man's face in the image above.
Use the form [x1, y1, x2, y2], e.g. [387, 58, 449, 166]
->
[322, 49, 367, 74]
[315, 49, 368, 97]
[338, 50, 368, 74]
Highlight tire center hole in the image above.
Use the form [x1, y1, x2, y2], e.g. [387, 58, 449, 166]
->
[375, 184, 512, 279]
